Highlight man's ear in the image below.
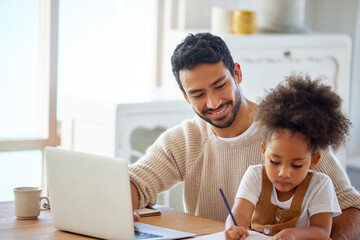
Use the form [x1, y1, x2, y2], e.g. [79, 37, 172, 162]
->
[182, 91, 190, 104]
[261, 142, 266, 161]
[234, 63, 242, 85]
[310, 153, 321, 169]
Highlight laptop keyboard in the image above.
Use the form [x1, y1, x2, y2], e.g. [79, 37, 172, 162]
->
[135, 230, 163, 239]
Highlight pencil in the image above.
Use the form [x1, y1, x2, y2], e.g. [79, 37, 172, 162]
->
[219, 188, 238, 226]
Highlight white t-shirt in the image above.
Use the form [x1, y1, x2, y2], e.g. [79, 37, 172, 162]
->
[236, 164, 342, 228]
[217, 122, 258, 142]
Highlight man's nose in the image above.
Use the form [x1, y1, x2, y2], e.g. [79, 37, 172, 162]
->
[206, 92, 221, 110]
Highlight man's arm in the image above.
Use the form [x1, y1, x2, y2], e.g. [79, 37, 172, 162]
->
[314, 149, 360, 239]
[128, 121, 194, 210]
[331, 207, 360, 240]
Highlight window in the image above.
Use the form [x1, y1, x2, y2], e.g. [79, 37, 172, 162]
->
[0, 1, 41, 140]
[0, 0, 59, 201]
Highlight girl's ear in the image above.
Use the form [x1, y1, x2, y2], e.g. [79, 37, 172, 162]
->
[261, 142, 266, 161]
[310, 153, 321, 169]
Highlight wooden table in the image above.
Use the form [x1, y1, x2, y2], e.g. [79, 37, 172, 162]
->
[0, 201, 224, 239]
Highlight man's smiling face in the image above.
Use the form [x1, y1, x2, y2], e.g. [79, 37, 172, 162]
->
[180, 62, 241, 129]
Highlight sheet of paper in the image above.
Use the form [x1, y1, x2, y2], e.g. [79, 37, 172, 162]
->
[192, 230, 272, 240]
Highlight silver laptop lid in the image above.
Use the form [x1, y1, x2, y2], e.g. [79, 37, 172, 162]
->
[45, 147, 134, 240]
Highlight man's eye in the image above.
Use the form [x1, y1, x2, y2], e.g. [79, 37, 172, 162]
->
[270, 160, 280, 165]
[215, 83, 226, 89]
[192, 93, 203, 99]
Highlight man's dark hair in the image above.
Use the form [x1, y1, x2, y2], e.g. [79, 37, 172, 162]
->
[255, 74, 351, 153]
[171, 32, 235, 94]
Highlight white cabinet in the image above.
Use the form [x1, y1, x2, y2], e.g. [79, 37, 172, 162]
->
[61, 98, 195, 161]
[114, 101, 195, 164]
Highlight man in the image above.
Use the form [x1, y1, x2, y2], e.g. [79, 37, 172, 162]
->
[129, 33, 360, 239]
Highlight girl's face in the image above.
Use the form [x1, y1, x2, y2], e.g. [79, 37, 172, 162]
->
[261, 129, 320, 200]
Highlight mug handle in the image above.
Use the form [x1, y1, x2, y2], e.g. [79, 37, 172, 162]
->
[40, 196, 50, 211]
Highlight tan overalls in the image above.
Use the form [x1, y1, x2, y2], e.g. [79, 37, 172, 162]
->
[250, 166, 313, 236]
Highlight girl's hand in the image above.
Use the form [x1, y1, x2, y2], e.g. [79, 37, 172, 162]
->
[272, 228, 296, 240]
[225, 225, 249, 240]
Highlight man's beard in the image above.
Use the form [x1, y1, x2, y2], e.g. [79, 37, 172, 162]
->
[193, 88, 242, 129]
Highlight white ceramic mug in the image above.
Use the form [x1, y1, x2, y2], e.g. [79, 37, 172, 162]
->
[13, 187, 50, 219]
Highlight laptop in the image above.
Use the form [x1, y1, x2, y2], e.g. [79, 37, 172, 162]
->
[45, 147, 196, 240]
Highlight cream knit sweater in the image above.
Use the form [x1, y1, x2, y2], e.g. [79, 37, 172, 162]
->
[129, 116, 360, 222]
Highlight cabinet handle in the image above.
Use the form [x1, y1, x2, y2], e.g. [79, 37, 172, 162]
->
[284, 51, 291, 57]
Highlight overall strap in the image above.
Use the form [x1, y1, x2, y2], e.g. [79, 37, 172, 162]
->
[260, 165, 273, 201]
[289, 171, 314, 210]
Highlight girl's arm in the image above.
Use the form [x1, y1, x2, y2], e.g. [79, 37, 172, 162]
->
[273, 212, 332, 240]
[225, 198, 255, 240]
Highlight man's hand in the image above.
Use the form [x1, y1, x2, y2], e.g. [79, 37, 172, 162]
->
[133, 210, 140, 222]
[131, 182, 140, 222]
[331, 207, 360, 240]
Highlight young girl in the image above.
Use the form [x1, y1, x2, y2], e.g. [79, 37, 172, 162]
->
[225, 74, 351, 240]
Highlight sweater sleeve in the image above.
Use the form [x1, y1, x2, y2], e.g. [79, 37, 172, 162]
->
[128, 118, 204, 208]
[314, 147, 360, 210]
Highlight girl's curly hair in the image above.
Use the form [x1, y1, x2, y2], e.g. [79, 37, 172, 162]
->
[254, 74, 351, 153]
